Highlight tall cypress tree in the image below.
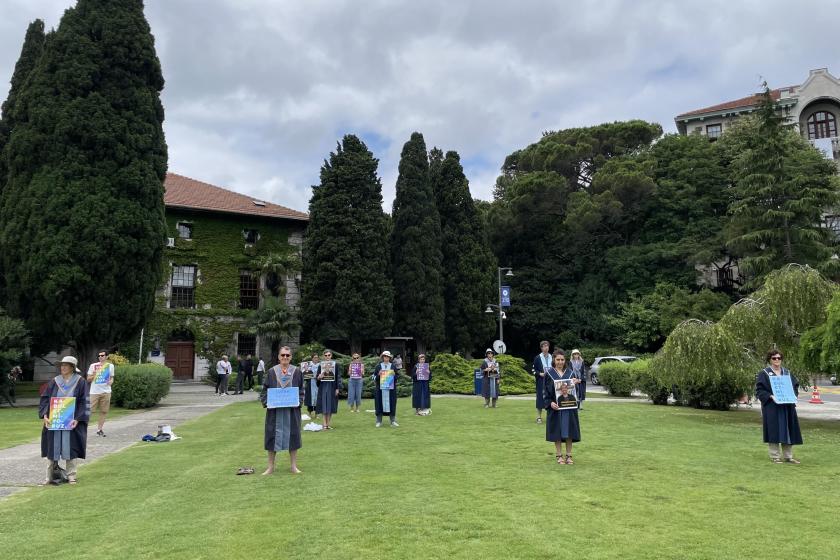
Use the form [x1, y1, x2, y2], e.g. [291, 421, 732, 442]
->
[433, 150, 497, 355]
[390, 133, 445, 351]
[301, 135, 394, 352]
[0, 0, 167, 363]
[0, 19, 45, 307]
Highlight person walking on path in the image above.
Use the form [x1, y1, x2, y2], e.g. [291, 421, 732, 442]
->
[39, 356, 89, 484]
[216, 355, 232, 396]
[544, 350, 581, 465]
[373, 351, 399, 427]
[755, 349, 803, 464]
[261, 347, 304, 475]
[482, 349, 501, 408]
[315, 350, 340, 429]
[86, 350, 115, 437]
[531, 341, 551, 423]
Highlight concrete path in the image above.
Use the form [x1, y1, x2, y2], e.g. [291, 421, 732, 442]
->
[0, 383, 244, 500]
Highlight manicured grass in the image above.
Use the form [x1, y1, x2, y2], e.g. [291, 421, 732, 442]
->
[0, 406, 134, 450]
[1, 397, 837, 559]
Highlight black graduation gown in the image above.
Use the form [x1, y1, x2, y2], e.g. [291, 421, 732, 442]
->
[373, 363, 399, 416]
[262, 365, 304, 452]
[570, 361, 587, 401]
[411, 364, 432, 409]
[315, 361, 340, 414]
[39, 374, 89, 460]
[303, 363, 318, 410]
[532, 353, 551, 409]
[543, 368, 581, 443]
[481, 359, 501, 399]
[755, 367, 803, 445]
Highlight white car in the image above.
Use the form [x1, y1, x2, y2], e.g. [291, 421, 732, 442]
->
[589, 356, 638, 385]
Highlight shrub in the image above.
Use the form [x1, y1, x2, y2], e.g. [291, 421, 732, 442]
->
[112, 364, 172, 409]
[427, 353, 534, 395]
[637, 358, 670, 405]
[598, 361, 637, 397]
[108, 352, 130, 366]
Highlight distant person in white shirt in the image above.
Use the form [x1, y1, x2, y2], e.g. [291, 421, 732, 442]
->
[86, 350, 115, 437]
[216, 355, 232, 396]
[256, 357, 266, 387]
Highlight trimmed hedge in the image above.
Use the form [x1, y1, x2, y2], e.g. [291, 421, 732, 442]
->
[598, 361, 637, 397]
[112, 364, 172, 409]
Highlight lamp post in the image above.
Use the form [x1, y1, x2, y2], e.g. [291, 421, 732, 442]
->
[485, 267, 513, 349]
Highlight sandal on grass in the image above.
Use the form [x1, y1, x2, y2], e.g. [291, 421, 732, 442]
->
[565, 455, 574, 465]
[771, 457, 783, 464]
[236, 467, 255, 475]
[784, 458, 801, 464]
[556, 455, 566, 464]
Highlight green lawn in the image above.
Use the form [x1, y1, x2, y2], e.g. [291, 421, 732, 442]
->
[1, 397, 837, 559]
[0, 406, 134, 450]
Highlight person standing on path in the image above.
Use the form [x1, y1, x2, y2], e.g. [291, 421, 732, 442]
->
[216, 355, 232, 396]
[40, 356, 89, 484]
[86, 350, 115, 437]
[261, 347, 304, 475]
[755, 349, 803, 464]
[256, 356, 266, 387]
[531, 341, 551, 424]
[482, 349, 501, 408]
[235, 354, 253, 394]
[373, 350, 399, 427]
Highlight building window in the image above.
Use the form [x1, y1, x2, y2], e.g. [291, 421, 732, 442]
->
[807, 111, 837, 140]
[716, 267, 734, 290]
[824, 215, 840, 239]
[176, 222, 193, 239]
[706, 124, 722, 140]
[237, 333, 257, 357]
[239, 270, 259, 309]
[243, 229, 260, 244]
[170, 265, 196, 309]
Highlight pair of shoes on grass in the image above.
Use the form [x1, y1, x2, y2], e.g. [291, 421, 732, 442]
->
[236, 467, 255, 475]
[96, 430, 106, 437]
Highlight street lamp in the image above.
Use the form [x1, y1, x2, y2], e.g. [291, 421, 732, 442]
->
[485, 267, 513, 350]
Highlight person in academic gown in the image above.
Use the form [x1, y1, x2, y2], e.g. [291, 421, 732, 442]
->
[532, 341, 552, 423]
[304, 353, 320, 418]
[373, 351, 399, 427]
[315, 349, 341, 429]
[261, 347, 304, 475]
[569, 349, 588, 410]
[481, 349, 501, 408]
[543, 349, 581, 465]
[411, 353, 432, 414]
[39, 356, 89, 484]
[755, 349, 803, 464]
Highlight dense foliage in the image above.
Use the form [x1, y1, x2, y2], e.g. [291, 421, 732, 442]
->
[0, 0, 167, 364]
[0, 306, 29, 374]
[428, 353, 533, 395]
[112, 363, 172, 409]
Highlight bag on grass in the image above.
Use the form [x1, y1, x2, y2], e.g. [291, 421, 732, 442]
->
[49, 463, 68, 485]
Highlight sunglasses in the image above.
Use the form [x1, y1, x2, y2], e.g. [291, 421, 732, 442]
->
[98, 354, 106, 358]
[770, 356, 782, 360]
[279, 353, 291, 357]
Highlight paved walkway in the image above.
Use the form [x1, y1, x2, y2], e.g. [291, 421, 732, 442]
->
[0, 383, 243, 500]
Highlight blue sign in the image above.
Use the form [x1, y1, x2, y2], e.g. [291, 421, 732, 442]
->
[769, 375, 797, 404]
[267, 387, 300, 408]
[501, 285, 511, 307]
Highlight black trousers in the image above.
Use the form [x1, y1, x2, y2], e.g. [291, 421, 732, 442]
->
[243, 371, 254, 390]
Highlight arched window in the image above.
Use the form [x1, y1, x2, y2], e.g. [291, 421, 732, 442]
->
[807, 111, 837, 139]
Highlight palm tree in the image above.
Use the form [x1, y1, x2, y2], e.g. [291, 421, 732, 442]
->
[247, 295, 299, 361]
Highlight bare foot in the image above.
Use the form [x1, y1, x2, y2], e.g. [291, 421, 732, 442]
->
[290, 467, 302, 474]
[261, 469, 274, 476]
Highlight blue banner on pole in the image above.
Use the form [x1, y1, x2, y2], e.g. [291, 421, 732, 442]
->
[501, 285, 511, 307]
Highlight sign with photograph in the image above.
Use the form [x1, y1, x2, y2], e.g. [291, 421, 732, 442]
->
[553, 379, 578, 408]
[319, 360, 336, 382]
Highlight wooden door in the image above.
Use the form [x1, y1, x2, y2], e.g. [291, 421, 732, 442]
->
[165, 341, 195, 380]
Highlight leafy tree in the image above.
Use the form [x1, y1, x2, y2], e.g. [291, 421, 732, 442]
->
[0, 306, 30, 373]
[301, 135, 394, 352]
[0, 0, 167, 365]
[389, 132, 445, 351]
[247, 295, 300, 360]
[720, 88, 840, 287]
[432, 151, 496, 355]
[253, 251, 301, 297]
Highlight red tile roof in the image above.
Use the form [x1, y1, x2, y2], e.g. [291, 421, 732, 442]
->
[164, 172, 308, 222]
[676, 88, 788, 119]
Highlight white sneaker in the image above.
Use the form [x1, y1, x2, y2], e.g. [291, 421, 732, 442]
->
[391, 421, 399, 427]
[375, 422, 381, 428]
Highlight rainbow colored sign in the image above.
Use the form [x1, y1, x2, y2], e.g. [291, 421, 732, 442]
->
[380, 370, 395, 390]
[48, 397, 76, 430]
[94, 364, 112, 384]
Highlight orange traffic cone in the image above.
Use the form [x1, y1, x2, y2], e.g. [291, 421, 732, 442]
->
[808, 385, 824, 404]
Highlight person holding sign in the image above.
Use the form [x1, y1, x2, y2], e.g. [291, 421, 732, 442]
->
[481, 349, 501, 408]
[303, 352, 320, 418]
[373, 350, 399, 427]
[411, 353, 432, 415]
[543, 350, 581, 465]
[86, 350, 115, 437]
[260, 346, 305, 475]
[347, 353, 365, 413]
[39, 356, 89, 484]
[531, 341, 552, 423]
[315, 350, 341, 430]
[755, 349, 803, 464]
[569, 349, 587, 410]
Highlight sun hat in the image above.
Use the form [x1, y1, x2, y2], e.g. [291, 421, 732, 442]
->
[59, 356, 81, 372]
[381, 350, 392, 358]
[485, 348, 494, 354]
[571, 349, 581, 356]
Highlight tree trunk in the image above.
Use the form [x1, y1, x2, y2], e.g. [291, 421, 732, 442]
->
[350, 337, 362, 355]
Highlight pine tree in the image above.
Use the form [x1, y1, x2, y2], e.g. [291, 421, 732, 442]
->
[432, 150, 496, 355]
[301, 135, 394, 352]
[0, 0, 167, 363]
[389, 132, 445, 352]
[723, 88, 840, 287]
[0, 19, 45, 307]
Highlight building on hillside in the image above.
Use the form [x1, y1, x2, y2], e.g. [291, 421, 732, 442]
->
[34, 173, 308, 381]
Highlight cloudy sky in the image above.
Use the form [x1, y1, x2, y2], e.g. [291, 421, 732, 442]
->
[1, 0, 837, 212]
